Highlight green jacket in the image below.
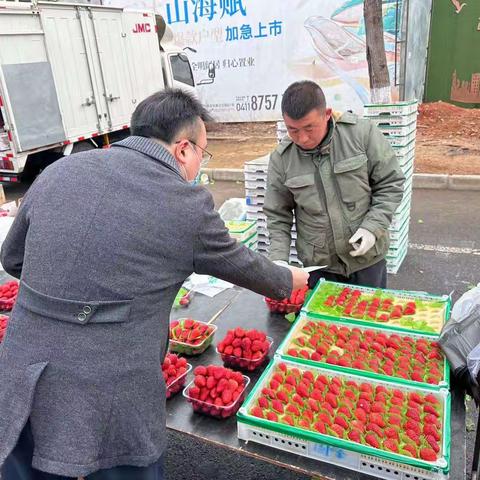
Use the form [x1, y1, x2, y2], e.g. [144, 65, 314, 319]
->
[263, 112, 405, 276]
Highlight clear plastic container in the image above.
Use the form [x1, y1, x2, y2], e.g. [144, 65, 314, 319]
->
[217, 337, 273, 371]
[166, 363, 192, 399]
[183, 375, 251, 418]
[169, 322, 217, 356]
[265, 297, 303, 314]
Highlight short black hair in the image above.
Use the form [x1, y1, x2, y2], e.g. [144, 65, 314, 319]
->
[131, 88, 213, 144]
[281, 81, 326, 120]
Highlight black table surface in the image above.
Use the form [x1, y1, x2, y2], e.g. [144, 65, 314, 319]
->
[167, 287, 466, 480]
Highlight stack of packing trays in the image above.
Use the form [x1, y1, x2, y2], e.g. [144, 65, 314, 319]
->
[225, 220, 258, 252]
[364, 100, 418, 274]
[244, 155, 301, 264]
[237, 280, 452, 480]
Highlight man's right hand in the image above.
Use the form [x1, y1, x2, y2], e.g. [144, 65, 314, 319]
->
[288, 265, 310, 291]
[273, 260, 309, 291]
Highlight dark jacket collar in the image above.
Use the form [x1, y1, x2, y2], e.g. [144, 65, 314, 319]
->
[112, 136, 182, 176]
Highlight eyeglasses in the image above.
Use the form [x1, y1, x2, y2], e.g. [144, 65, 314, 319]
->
[176, 139, 213, 167]
[188, 140, 213, 167]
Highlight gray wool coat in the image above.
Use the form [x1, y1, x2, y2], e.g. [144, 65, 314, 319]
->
[0, 136, 292, 477]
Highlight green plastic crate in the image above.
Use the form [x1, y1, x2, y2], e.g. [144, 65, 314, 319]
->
[301, 280, 450, 336]
[238, 358, 450, 478]
[275, 313, 449, 391]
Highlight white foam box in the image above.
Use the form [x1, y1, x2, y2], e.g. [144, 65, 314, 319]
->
[367, 111, 417, 127]
[384, 130, 416, 148]
[363, 99, 418, 117]
[378, 120, 417, 137]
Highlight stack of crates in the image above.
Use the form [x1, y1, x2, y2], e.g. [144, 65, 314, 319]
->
[238, 280, 452, 480]
[244, 155, 300, 265]
[364, 100, 418, 274]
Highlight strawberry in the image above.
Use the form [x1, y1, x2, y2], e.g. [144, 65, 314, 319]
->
[286, 404, 301, 417]
[330, 424, 345, 438]
[334, 415, 348, 430]
[406, 429, 420, 445]
[258, 396, 269, 409]
[406, 419, 421, 435]
[384, 438, 399, 453]
[272, 400, 284, 414]
[357, 399, 371, 413]
[426, 435, 441, 453]
[314, 422, 326, 434]
[298, 419, 311, 429]
[367, 422, 384, 438]
[385, 427, 399, 440]
[420, 448, 437, 461]
[365, 434, 380, 449]
[296, 383, 310, 398]
[287, 349, 299, 357]
[251, 406, 264, 418]
[369, 413, 386, 428]
[276, 390, 289, 403]
[338, 406, 351, 418]
[266, 411, 278, 422]
[406, 408, 421, 422]
[281, 415, 295, 426]
[370, 402, 385, 414]
[424, 404, 440, 417]
[402, 444, 417, 457]
[325, 393, 338, 409]
[303, 409, 315, 422]
[292, 393, 304, 407]
[355, 408, 368, 423]
[308, 398, 320, 412]
[425, 393, 440, 405]
[409, 392, 424, 405]
[285, 375, 297, 386]
[423, 424, 441, 441]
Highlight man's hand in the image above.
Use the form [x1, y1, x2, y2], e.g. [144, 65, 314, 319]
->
[274, 260, 310, 290]
[349, 228, 376, 257]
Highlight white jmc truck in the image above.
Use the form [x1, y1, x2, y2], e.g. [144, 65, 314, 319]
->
[0, 0, 212, 182]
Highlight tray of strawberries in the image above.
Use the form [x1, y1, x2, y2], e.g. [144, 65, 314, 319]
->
[238, 358, 450, 475]
[216, 327, 273, 371]
[183, 365, 250, 418]
[169, 318, 217, 355]
[162, 353, 192, 399]
[265, 286, 309, 314]
[277, 314, 448, 389]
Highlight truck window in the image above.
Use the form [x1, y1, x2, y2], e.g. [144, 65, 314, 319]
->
[170, 54, 195, 87]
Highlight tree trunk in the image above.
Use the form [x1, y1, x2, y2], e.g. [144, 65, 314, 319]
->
[364, 0, 392, 104]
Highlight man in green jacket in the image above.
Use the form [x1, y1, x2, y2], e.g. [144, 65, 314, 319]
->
[264, 81, 405, 289]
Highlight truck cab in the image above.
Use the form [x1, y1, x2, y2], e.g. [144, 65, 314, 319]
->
[0, 1, 206, 183]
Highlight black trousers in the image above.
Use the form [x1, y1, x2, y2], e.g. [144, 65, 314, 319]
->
[308, 259, 387, 290]
[2, 421, 164, 480]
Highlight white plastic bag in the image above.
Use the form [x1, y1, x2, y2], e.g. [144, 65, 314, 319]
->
[450, 283, 480, 322]
[218, 198, 247, 221]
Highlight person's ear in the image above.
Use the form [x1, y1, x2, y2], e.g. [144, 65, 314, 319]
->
[325, 108, 333, 121]
[174, 139, 190, 167]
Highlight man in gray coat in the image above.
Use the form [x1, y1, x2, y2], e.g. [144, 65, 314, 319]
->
[0, 89, 309, 479]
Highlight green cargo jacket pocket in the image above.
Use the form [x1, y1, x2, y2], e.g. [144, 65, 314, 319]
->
[334, 154, 371, 221]
[295, 231, 329, 267]
[285, 174, 323, 216]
